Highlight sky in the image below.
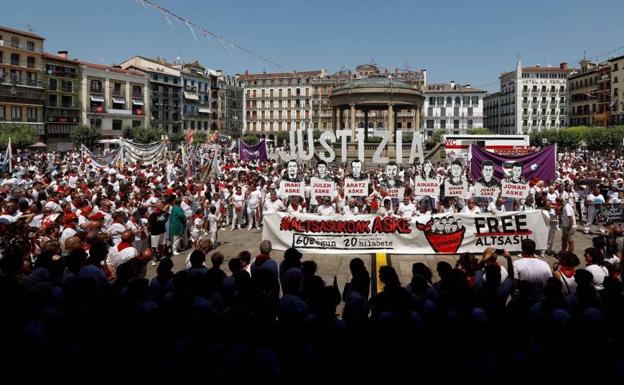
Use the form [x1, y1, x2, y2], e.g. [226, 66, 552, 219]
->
[3, 0, 624, 92]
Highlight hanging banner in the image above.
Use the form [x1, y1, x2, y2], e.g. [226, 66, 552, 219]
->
[280, 180, 305, 198]
[344, 178, 369, 197]
[263, 210, 548, 254]
[239, 139, 267, 162]
[310, 178, 335, 200]
[470, 144, 556, 183]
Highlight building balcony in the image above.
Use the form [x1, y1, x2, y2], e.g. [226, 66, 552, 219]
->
[0, 40, 43, 52]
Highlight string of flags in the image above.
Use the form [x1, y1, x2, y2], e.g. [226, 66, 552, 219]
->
[134, 0, 284, 69]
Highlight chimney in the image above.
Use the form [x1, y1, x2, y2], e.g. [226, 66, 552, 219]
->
[57, 50, 68, 59]
[560, 62, 568, 70]
[450, 80, 456, 89]
[465, 84, 472, 89]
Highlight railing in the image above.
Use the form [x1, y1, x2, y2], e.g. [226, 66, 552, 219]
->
[0, 40, 42, 52]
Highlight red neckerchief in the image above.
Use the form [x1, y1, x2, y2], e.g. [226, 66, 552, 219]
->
[560, 266, 576, 278]
[117, 242, 133, 252]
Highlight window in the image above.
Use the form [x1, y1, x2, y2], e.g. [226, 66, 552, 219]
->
[132, 120, 141, 128]
[615, 63, 619, 71]
[533, 86, 537, 92]
[446, 97, 452, 105]
[551, 119, 555, 126]
[62, 95, 72, 107]
[11, 106, 21, 121]
[455, 96, 461, 105]
[26, 56, 35, 68]
[615, 77, 619, 84]
[560, 96, 565, 103]
[523, 120, 528, 127]
[468, 107, 473, 116]
[429, 97, 435, 105]
[472, 96, 479, 105]
[551, 108, 555, 115]
[90, 118, 102, 128]
[48, 94, 57, 107]
[132, 85, 142, 97]
[440, 120, 446, 129]
[615, 88, 619, 97]
[426, 120, 434, 129]
[112, 120, 122, 130]
[454, 107, 459, 116]
[0, 106, 4, 119]
[113, 83, 122, 95]
[440, 107, 446, 117]
[453, 119, 459, 129]
[427, 107, 433, 116]
[10, 36, 19, 48]
[61, 80, 72, 93]
[91, 80, 102, 92]
[27, 41, 35, 51]
[560, 108, 565, 114]
[26, 107, 37, 122]
[49, 78, 57, 90]
[10, 53, 19, 66]
[467, 120, 473, 128]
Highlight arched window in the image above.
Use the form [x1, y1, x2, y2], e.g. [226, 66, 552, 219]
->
[368, 122, 374, 129]
[407, 122, 412, 129]
[429, 97, 435, 105]
[358, 121, 364, 128]
[378, 122, 383, 128]
[455, 96, 461, 105]
[472, 96, 479, 105]
[397, 122, 402, 129]
[446, 96, 452, 105]
[313, 122, 318, 129]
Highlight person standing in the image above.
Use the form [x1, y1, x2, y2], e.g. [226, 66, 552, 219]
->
[557, 197, 576, 252]
[207, 206, 219, 247]
[148, 200, 169, 263]
[512, 239, 552, 296]
[168, 197, 187, 256]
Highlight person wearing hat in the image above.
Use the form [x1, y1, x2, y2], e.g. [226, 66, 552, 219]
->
[60, 212, 79, 252]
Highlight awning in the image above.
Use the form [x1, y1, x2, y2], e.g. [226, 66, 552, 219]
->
[132, 99, 144, 106]
[112, 97, 126, 104]
[90, 95, 105, 102]
[184, 91, 199, 101]
[198, 108, 211, 113]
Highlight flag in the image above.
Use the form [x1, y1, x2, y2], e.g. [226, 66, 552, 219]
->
[3, 137, 12, 172]
[239, 138, 267, 162]
[185, 128, 194, 144]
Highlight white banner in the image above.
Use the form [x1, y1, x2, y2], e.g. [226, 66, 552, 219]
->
[310, 178, 335, 200]
[501, 181, 529, 199]
[279, 180, 305, 198]
[344, 178, 369, 197]
[414, 179, 440, 197]
[262, 211, 548, 254]
[444, 180, 468, 198]
[474, 183, 500, 199]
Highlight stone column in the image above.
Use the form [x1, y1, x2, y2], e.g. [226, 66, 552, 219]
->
[388, 104, 394, 143]
[364, 109, 369, 140]
[350, 103, 356, 142]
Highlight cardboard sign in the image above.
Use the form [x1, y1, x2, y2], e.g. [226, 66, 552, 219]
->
[310, 178, 335, 199]
[444, 180, 468, 198]
[280, 180, 305, 197]
[414, 178, 440, 197]
[501, 181, 529, 199]
[344, 178, 369, 197]
[474, 183, 500, 199]
[386, 187, 405, 200]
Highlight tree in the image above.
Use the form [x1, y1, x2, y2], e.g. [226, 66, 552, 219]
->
[194, 131, 208, 144]
[431, 129, 446, 143]
[123, 126, 165, 144]
[0, 124, 37, 148]
[70, 125, 102, 149]
[241, 134, 258, 145]
[466, 127, 492, 135]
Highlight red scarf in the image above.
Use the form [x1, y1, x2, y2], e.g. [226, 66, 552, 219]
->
[117, 242, 133, 252]
[560, 266, 576, 278]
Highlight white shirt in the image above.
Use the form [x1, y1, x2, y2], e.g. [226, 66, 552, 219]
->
[60, 227, 77, 250]
[108, 222, 126, 246]
[208, 213, 218, 232]
[107, 243, 138, 272]
[513, 257, 553, 293]
[317, 204, 336, 216]
[586, 264, 609, 291]
[461, 205, 481, 214]
[264, 199, 286, 213]
[397, 202, 416, 219]
[248, 190, 262, 209]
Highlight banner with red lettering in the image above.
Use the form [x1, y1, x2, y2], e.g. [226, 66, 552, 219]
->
[262, 210, 548, 254]
[279, 180, 305, 198]
[310, 178, 335, 200]
[414, 178, 441, 197]
[344, 178, 369, 197]
[386, 187, 405, 200]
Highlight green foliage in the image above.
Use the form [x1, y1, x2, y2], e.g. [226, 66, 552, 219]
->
[123, 126, 166, 144]
[466, 127, 492, 135]
[194, 131, 208, 144]
[241, 134, 258, 145]
[530, 126, 624, 151]
[70, 125, 101, 149]
[276, 131, 290, 144]
[402, 132, 413, 144]
[168, 132, 185, 144]
[0, 124, 38, 148]
[431, 129, 445, 143]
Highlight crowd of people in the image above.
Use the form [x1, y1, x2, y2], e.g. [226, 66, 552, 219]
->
[1, 144, 624, 379]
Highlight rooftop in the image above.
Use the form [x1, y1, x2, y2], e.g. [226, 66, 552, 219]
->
[0, 25, 45, 40]
[82, 61, 147, 77]
[239, 70, 323, 80]
[426, 83, 485, 93]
